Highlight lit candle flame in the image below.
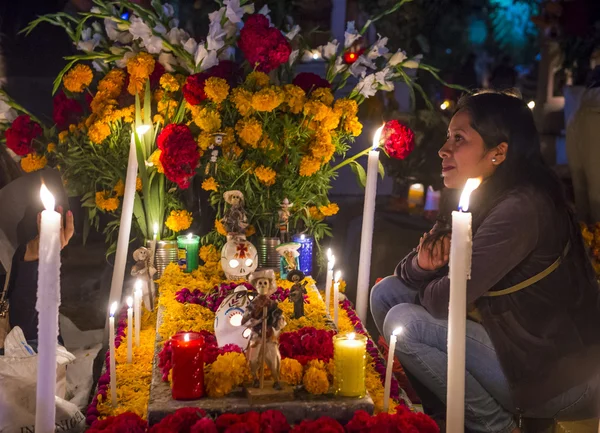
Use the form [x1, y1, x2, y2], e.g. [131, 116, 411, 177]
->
[136, 125, 151, 136]
[334, 270, 342, 283]
[300, 234, 305, 240]
[110, 302, 118, 317]
[328, 255, 336, 270]
[126, 296, 133, 308]
[393, 327, 403, 336]
[40, 183, 55, 211]
[372, 124, 385, 150]
[458, 178, 482, 212]
[347, 332, 356, 340]
[187, 233, 193, 240]
[184, 333, 190, 342]
[153, 223, 159, 236]
[327, 248, 332, 260]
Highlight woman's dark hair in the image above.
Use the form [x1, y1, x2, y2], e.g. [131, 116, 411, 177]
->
[423, 89, 587, 268]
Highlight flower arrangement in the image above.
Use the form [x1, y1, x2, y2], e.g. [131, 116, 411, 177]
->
[581, 223, 600, 278]
[10, 0, 457, 256]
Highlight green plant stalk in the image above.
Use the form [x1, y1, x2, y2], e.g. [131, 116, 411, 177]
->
[331, 145, 379, 172]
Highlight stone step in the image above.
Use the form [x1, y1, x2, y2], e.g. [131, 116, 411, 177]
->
[556, 420, 598, 433]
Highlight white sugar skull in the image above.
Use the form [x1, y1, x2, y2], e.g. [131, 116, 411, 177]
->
[221, 235, 258, 280]
[249, 269, 277, 296]
[214, 285, 254, 348]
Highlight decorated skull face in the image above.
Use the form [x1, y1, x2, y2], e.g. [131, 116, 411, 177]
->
[221, 235, 258, 280]
[214, 285, 254, 348]
[249, 269, 277, 296]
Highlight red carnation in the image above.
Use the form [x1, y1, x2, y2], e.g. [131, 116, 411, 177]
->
[150, 62, 166, 89]
[292, 73, 331, 93]
[238, 14, 291, 73]
[53, 91, 83, 131]
[5, 114, 42, 156]
[88, 412, 147, 433]
[216, 413, 242, 431]
[157, 124, 199, 189]
[191, 418, 218, 433]
[225, 422, 260, 433]
[382, 120, 415, 160]
[183, 72, 210, 105]
[291, 417, 344, 433]
[149, 408, 207, 433]
[209, 60, 240, 86]
[345, 410, 373, 433]
[260, 410, 290, 433]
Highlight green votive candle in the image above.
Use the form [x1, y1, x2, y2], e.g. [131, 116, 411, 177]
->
[177, 234, 200, 273]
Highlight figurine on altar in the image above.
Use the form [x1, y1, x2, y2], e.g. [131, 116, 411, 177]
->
[221, 234, 258, 280]
[214, 285, 254, 348]
[276, 242, 300, 279]
[287, 270, 307, 319]
[243, 270, 286, 389]
[221, 190, 248, 235]
[278, 198, 293, 242]
[131, 247, 156, 309]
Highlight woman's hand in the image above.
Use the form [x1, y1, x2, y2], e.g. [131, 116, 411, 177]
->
[24, 207, 75, 262]
[417, 231, 451, 271]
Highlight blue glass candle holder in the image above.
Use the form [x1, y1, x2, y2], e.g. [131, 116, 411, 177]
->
[292, 234, 314, 276]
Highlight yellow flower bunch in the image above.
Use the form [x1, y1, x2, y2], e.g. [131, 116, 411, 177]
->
[202, 177, 219, 192]
[231, 88, 254, 117]
[113, 179, 125, 197]
[95, 191, 120, 212]
[47, 143, 56, 153]
[197, 131, 213, 151]
[20, 153, 47, 173]
[199, 244, 220, 264]
[236, 118, 262, 147]
[88, 122, 112, 144]
[215, 219, 228, 236]
[344, 116, 363, 137]
[280, 358, 303, 385]
[321, 110, 341, 131]
[205, 352, 250, 397]
[165, 210, 193, 232]
[98, 69, 126, 98]
[160, 73, 180, 92]
[245, 71, 270, 87]
[58, 130, 69, 143]
[303, 365, 329, 395]
[299, 156, 321, 177]
[245, 225, 256, 237]
[63, 64, 93, 93]
[283, 84, 306, 114]
[193, 107, 221, 132]
[303, 100, 329, 122]
[136, 177, 142, 192]
[126, 52, 155, 95]
[149, 149, 164, 173]
[333, 98, 358, 117]
[310, 128, 335, 162]
[204, 77, 230, 104]
[319, 203, 339, 216]
[157, 98, 179, 117]
[254, 165, 276, 186]
[251, 87, 284, 112]
[311, 88, 335, 106]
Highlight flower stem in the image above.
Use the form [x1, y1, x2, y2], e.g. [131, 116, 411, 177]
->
[331, 146, 378, 171]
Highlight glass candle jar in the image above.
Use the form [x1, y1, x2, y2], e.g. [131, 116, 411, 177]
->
[177, 234, 200, 273]
[333, 332, 367, 397]
[171, 332, 205, 400]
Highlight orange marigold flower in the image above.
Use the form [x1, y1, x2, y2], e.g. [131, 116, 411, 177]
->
[95, 191, 120, 212]
[201, 177, 219, 192]
[63, 64, 93, 93]
[20, 153, 47, 173]
[113, 179, 125, 197]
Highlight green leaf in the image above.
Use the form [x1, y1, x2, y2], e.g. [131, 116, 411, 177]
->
[349, 160, 367, 188]
[378, 161, 385, 179]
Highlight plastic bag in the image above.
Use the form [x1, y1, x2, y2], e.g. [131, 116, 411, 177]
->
[0, 327, 85, 433]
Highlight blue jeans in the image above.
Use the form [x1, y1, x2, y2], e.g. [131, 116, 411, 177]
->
[370, 276, 598, 433]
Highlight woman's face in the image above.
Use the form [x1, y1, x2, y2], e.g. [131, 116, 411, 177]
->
[438, 111, 499, 189]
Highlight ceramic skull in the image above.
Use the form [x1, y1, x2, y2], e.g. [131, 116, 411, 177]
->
[214, 285, 253, 348]
[221, 235, 258, 280]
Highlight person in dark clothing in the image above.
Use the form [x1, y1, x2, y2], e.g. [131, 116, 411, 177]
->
[371, 90, 600, 433]
[490, 55, 517, 90]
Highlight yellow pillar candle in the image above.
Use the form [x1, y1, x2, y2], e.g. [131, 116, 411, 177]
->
[333, 332, 367, 397]
[408, 183, 425, 209]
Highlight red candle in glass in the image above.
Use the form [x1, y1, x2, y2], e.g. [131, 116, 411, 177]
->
[171, 332, 205, 400]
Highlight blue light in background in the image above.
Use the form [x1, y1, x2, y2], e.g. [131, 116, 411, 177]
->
[121, 11, 130, 20]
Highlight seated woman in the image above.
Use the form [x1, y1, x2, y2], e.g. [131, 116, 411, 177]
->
[371, 90, 600, 433]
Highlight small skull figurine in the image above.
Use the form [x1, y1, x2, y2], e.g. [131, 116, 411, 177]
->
[222, 190, 249, 235]
[221, 235, 259, 280]
[249, 269, 277, 296]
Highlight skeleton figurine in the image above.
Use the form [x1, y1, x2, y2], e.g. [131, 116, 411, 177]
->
[287, 270, 308, 319]
[131, 247, 157, 310]
[221, 190, 249, 235]
[278, 198, 293, 243]
[243, 270, 286, 389]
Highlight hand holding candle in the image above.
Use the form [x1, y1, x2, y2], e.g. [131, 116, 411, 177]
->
[126, 297, 133, 363]
[383, 327, 403, 412]
[446, 178, 481, 432]
[109, 302, 118, 407]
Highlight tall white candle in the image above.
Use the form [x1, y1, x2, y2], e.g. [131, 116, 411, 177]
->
[126, 297, 133, 363]
[134, 280, 142, 347]
[446, 178, 481, 432]
[355, 125, 384, 323]
[383, 327, 403, 412]
[325, 250, 334, 316]
[109, 302, 118, 407]
[107, 126, 148, 327]
[35, 184, 61, 433]
[333, 271, 341, 328]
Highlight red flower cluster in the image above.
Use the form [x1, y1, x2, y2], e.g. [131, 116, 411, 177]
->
[382, 120, 415, 160]
[88, 412, 147, 433]
[5, 114, 42, 156]
[53, 91, 84, 131]
[291, 417, 343, 433]
[238, 14, 291, 73]
[292, 73, 331, 93]
[157, 124, 199, 189]
[345, 406, 439, 433]
[182, 61, 240, 105]
[279, 327, 335, 364]
[149, 408, 207, 433]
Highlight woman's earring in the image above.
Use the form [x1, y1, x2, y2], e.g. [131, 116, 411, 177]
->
[492, 157, 497, 163]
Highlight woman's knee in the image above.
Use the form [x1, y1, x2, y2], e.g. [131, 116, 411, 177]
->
[382, 303, 439, 354]
[370, 276, 417, 311]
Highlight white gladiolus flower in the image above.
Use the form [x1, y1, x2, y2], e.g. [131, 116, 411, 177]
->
[169, 18, 179, 28]
[344, 21, 361, 48]
[403, 54, 423, 69]
[285, 25, 301, 41]
[219, 46, 236, 61]
[77, 27, 102, 52]
[207, 9, 227, 51]
[90, 7, 101, 13]
[162, 3, 175, 18]
[374, 67, 394, 91]
[154, 23, 167, 35]
[183, 37, 198, 55]
[92, 60, 107, 72]
[195, 45, 219, 71]
[288, 49, 299, 66]
[354, 74, 378, 98]
[145, 35, 164, 54]
[333, 57, 347, 74]
[387, 49, 407, 66]
[367, 36, 389, 59]
[224, 0, 254, 24]
[129, 16, 152, 41]
[166, 28, 190, 46]
[349, 56, 375, 78]
[321, 40, 339, 59]
[0, 98, 17, 123]
[158, 52, 178, 72]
